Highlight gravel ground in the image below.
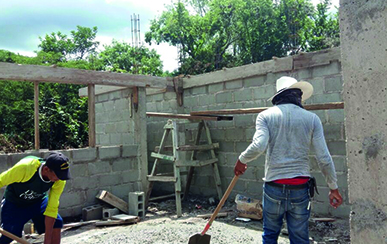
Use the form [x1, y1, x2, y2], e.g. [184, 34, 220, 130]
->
[28, 197, 350, 244]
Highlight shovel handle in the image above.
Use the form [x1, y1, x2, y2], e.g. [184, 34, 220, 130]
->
[201, 175, 240, 235]
[0, 227, 30, 244]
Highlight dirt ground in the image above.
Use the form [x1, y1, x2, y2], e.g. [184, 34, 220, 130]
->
[27, 197, 350, 244]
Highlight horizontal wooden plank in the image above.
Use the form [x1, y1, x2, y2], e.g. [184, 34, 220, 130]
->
[147, 175, 177, 182]
[175, 158, 218, 167]
[154, 171, 188, 176]
[146, 112, 219, 121]
[150, 152, 175, 161]
[155, 143, 219, 152]
[0, 62, 168, 88]
[190, 102, 344, 116]
[149, 194, 176, 202]
[96, 190, 128, 214]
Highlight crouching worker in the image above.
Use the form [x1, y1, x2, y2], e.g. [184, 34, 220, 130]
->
[0, 152, 70, 244]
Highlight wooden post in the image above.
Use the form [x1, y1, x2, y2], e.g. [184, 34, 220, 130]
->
[34, 81, 40, 150]
[88, 84, 96, 147]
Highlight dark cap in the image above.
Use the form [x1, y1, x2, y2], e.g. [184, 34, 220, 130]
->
[44, 152, 71, 180]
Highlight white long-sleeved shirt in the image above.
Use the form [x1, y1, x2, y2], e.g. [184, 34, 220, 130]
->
[239, 104, 338, 190]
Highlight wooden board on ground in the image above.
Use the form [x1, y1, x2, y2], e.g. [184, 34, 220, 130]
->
[311, 218, 336, 222]
[62, 220, 98, 231]
[96, 190, 128, 214]
[95, 218, 140, 227]
[197, 212, 228, 218]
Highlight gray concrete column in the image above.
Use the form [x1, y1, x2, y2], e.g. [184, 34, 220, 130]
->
[339, 1, 387, 243]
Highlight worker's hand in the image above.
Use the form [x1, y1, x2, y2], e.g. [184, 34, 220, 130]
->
[329, 189, 343, 208]
[234, 159, 247, 176]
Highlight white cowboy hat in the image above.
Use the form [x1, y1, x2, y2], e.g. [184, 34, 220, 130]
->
[268, 76, 313, 102]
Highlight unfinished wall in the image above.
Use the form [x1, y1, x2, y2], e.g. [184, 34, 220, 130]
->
[147, 47, 349, 217]
[339, 0, 387, 242]
[0, 146, 141, 218]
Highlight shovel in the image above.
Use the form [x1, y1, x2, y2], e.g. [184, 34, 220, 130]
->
[188, 175, 240, 244]
[0, 227, 30, 244]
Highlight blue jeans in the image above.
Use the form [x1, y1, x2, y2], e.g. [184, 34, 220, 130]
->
[262, 183, 310, 244]
[0, 198, 63, 244]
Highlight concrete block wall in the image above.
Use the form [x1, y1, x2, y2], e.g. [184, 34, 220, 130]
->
[146, 47, 350, 217]
[0, 146, 141, 218]
[95, 88, 136, 146]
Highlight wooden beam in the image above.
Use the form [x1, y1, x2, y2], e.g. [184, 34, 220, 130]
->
[190, 102, 344, 116]
[0, 62, 168, 88]
[34, 81, 40, 150]
[88, 84, 96, 147]
[147, 176, 177, 182]
[146, 112, 234, 121]
[150, 152, 175, 161]
[96, 190, 128, 214]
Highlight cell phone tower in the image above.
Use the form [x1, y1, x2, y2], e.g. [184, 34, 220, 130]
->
[131, 13, 141, 47]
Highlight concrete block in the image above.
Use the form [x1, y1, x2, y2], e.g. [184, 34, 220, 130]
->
[245, 128, 256, 140]
[116, 122, 130, 133]
[246, 181, 263, 196]
[72, 148, 97, 163]
[108, 110, 124, 123]
[96, 111, 109, 123]
[312, 61, 341, 77]
[234, 89, 253, 102]
[96, 124, 106, 134]
[323, 124, 343, 140]
[325, 76, 343, 92]
[128, 191, 145, 218]
[327, 141, 346, 156]
[100, 146, 121, 160]
[163, 91, 176, 101]
[60, 191, 85, 207]
[146, 102, 157, 112]
[71, 176, 99, 190]
[98, 134, 110, 145]
[122, 133, 135, 145]
[82, 204, 103, 221]
[182, 96, 197, 108]
[95, 103, 104, 112]
[252, 85, 275, 100]
[97, 93, 109, 103]
[69, 164, 88, 178]
[104, 101, 115, 112]
[332, 156, 347, 173]
[234, 114, 254, 127]
[219, 142, 235, 153]
[244, 76, 265, 87]
[215, 91, 233, 103]
[110, 133, 123, 145]
[210, 129, 226, 141]
[225, 129, 244, 141]
[297, 69, 312, 80]
[122, 145, 138, 157]
[114, 99, 129, 110]
[111, 183, 132, 201]
[308, 77, 324, 95]
[236, 142, 251, 154]
[112, 158, 130, 172]
[191, 86, 207, 95]
[313, 110, 327, 124]
[225, 153, 240, 165]
[225, 80, 243, 90]
[208, 83, 224, 93]
[312, 93, 342, 104]
[98, 173, 122, 187]
[103, 208, 120, 220]
[105, 123, 116, 133]
[328, 110, 344, 124]
[151, 93, 163, 102]
[110, 91, 123, 100]
[197, 94, 216, 106]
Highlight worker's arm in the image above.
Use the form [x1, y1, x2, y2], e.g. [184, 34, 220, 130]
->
[312, 115, 342, 208]
[0, 158, 39, 188]
[44, 216, 56, 244]
[44, 180, 66, 219]
[235, 113, 269, 175]
[238, 113, 269, 164]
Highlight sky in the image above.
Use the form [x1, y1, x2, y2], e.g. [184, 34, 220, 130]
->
[0, 0, 339, 72]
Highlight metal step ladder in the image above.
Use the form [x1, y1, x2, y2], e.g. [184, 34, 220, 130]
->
[145, 119, 223, 217]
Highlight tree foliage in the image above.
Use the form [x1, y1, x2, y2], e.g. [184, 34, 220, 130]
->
[146, 0, 340, 74]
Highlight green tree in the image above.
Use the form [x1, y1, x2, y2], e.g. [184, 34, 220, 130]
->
[71, 26, 99, 59]
[99, 40, 163, 76]
[307, 0, 340, 51]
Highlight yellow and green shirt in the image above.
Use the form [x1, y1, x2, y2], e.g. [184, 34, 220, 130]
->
[0, 156, 66, 218]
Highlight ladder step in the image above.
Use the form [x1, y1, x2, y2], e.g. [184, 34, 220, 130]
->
[151, 152, 175, 161]
[155, 143, 219, 152]
[154, 171, 188, 176]
[147, 176, 177, 182]
[175, 158, 218, 167]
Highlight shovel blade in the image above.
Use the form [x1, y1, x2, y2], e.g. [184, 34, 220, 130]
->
[188, 233, 211, 244]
